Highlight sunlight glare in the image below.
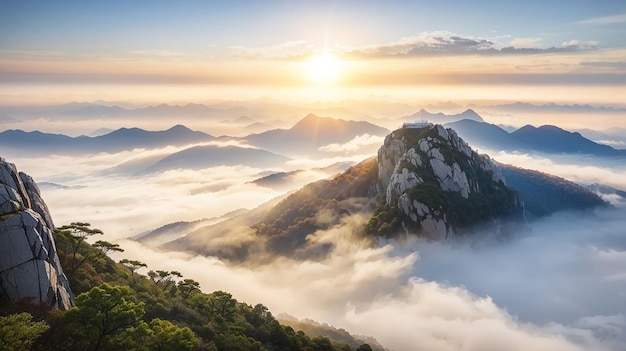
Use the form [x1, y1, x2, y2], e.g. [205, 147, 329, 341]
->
[307, 51, 342, 84]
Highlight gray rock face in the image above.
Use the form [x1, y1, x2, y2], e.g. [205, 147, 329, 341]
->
[374, 125, 523, 239]
[0, 157, 74, 309]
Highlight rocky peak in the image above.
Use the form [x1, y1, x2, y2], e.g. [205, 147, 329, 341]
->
[0, 157, 74, 309]
[369, 124, 522, 240]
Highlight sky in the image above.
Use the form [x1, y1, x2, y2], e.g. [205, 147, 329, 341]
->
[1, 0, 625, 105]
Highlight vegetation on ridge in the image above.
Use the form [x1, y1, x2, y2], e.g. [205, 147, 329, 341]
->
[0, 223, 377, 351]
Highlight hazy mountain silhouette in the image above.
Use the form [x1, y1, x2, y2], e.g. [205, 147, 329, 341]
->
[499, 164, 607, 217]
[0, 124, 214, 154]
[402, 109, 484, 124]
[243, 114, 389, 156]
[511, 125, 626, 156]
[138, 145, 291, 174]
[445, 119, 529, 151]
[444, 119, 626, 157]
[483, 101, 626, 114]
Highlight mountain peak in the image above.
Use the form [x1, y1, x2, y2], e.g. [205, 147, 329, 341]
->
[370, 124, 523, 239]
[167, 124, 193, 132]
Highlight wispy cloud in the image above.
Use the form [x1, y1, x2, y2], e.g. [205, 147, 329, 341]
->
[578, 14, 626, 25]
[345, 31, 598, 58]
[229, 40, 313, 59]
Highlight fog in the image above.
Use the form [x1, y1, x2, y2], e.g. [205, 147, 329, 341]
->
[110, 206, 626, 351]
[6, 140, 626, 350]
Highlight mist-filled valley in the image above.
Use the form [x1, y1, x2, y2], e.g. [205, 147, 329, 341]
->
[2, 101, 626, 351]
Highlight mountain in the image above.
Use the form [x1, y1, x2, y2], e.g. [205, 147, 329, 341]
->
[483, 101, 626, 114]
[442, 120, 626, 157]
[511, 125, 626, 156]
[244, 114, 389, 156]
[170, 124, 609, 260]
[498, 164, 606, 217]
[138, 145, 291, 174]
[171, 125, 533, 259]
[0, 125, 215, 155]
[445, 119, 529, 151]
[365, 125, 524, 239]
[0, 157, 74, 309]
[572, 128, 626, 150]
[402, 108, 484, 124]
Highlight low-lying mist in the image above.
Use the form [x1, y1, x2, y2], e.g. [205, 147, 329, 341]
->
[7, 144, 626, 351]
[113, 206, 626, 351]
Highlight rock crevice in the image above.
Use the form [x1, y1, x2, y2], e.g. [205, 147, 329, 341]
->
[0, 157, 74, 309]
[372, 125, 524, 239]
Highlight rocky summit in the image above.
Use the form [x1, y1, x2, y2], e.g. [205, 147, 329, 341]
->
[367, 124, 524, 239]
[0, 157, 74, 309]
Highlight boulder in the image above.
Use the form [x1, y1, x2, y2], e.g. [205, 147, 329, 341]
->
[0, 157, 74, 309]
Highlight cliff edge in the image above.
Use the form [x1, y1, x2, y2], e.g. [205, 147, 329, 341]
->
[0, 157, 74, 309]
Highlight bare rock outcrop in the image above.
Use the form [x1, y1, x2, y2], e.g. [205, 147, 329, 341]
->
[369, 125, 524, 239]
[0, 157, 74, 309]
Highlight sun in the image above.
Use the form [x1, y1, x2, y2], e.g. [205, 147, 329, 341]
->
[307, 51, 343, 84]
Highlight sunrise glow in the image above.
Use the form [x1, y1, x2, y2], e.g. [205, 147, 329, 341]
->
[306, 51, 343, 84]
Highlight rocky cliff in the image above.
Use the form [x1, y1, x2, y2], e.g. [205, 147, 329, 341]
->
[367, 125, 524, 239]
[0, 157, 74, 309]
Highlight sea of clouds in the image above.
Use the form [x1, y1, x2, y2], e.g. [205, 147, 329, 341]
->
[5, 141, 626, 351]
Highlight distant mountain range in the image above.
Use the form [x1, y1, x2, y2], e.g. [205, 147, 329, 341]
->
[161, 125, 607, 260]
[479, 101, 626, 114]
[0, 124, 214, 154]
[446, 119, 626, 156]
[401, 108, 484, 124]
[243, 113, 389, 156]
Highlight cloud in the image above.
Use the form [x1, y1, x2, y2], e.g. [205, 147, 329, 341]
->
[581, 61, 626, 70]
[319, 134, 385, 153]
[562, 40, 581, 48]
[578, 14, 626, 25]
[345, 31, 597, 58]
[10, 139, 626, 350]
[486, 151, 626, 190]
[114, 205, 626, 351]
[228, 40, 313, 59]
[510, 37, 543, 49]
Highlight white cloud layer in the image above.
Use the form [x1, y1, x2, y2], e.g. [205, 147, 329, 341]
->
[7, 143, 626, 351]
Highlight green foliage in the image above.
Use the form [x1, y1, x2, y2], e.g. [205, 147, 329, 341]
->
[119, 259, 148, 276]
[63, 283, 145, 351]
[54, 223, 112, 294]
[145, 318, 197, 351]
[365, 203, 403, 237]
[1, 223, 375, 351]
[407, 183, 447, 210]
[0, 313, 49, 351]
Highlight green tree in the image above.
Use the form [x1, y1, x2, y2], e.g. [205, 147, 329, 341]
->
[177, 279, 201, 299]
[63, 283, 145, 351]
[93, 240, 124, 256]
[146, 318, 197, 351]
[55, 222, 103, 275]
[356, 344, 373, 351]
[208, 291, 236, 321]
[0, 313, 49, 351]
[148, 270, 182, 291]
[120, 259, 148, 276]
